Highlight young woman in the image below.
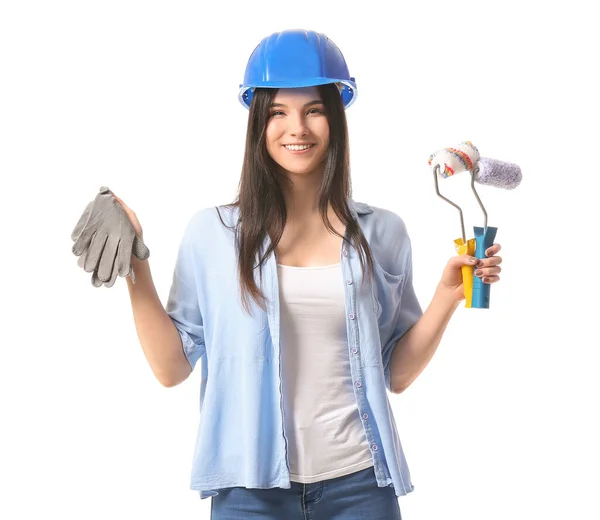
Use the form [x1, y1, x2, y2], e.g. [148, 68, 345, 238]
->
[114, 29, 502, 520]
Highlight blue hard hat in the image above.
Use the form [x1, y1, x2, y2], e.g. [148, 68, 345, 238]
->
[239, 29, 357, 110]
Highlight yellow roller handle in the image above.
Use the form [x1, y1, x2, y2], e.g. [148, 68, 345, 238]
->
[454, 237, 476, 308]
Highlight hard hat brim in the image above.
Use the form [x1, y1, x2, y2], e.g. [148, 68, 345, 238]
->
[238, 78, 357, 110]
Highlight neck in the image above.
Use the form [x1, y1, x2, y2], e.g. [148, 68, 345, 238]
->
[282, 169, 325, 221]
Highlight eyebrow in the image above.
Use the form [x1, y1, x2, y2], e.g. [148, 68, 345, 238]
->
[270, 100, 324, 108]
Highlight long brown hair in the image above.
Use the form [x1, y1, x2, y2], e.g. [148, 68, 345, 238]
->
[218, 83, 374, 313]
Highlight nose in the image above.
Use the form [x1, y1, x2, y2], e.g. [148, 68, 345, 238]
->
[288, 111, 309, 137]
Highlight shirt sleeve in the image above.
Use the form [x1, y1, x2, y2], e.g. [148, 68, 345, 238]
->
[381, 235, 423, 392]
[165, 216, 206, 372]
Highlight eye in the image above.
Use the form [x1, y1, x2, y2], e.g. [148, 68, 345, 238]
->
[308, 107, 324, 115]
[269, 110, 285, 117]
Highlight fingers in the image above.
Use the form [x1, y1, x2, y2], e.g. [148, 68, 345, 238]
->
[451, 245, 503, 269]
[132, 236, 150, 260]
[91, 268, 103, 287]
[117, 237, 134, 277]
[476, 255, 502, 269]
[474, 250, 502, 280]
[479, 274, 500, 284]
[77, 247, 88, 269]
[104, 254, 120, 288]
[72, 219, 97, 256]
[73, 191, 112, 255]
[449, 243, 503, 284]
[75, 189, 144, 288]
[97, 236, 119, 282]
[449, 254, 478, 268]
[112, 192, 132, 214]
[485, 243, 501, 256]
[111, 191, 144, 237]
[84, 232, 107, 273]
[478, 243, 502, 284]
[78, 247, 105, 287]
[78, 240, 129, 287]
[71, 201, 93, 242]
[475, 266, 502, 281]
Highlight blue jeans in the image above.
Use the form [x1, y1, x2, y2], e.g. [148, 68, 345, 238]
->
[210, 465, 402, 520]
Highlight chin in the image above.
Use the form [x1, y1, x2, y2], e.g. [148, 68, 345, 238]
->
[281, 163, 324, 176]
[276, 155, 327, 177]
[283, 164, 314, 175]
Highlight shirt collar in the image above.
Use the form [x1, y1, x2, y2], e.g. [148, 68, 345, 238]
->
[349, 199, 373, 218]
[228, 199, 373, 221]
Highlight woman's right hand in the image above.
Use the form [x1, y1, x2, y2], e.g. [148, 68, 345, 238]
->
[110, 191, 144, 240]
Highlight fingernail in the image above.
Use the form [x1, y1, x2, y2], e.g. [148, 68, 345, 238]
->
[475, 269, 483, 277]
[470, 258, 477, 264]
[476, 261, 484, 267]
[486, 249, 493, 256]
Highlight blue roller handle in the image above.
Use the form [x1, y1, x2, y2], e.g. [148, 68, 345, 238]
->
[472, 226, 498, 309]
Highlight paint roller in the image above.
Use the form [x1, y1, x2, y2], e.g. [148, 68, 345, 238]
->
[428, 142, 521, 308]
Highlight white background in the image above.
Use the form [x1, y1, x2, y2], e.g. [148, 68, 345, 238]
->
[1, 1, 599, 519]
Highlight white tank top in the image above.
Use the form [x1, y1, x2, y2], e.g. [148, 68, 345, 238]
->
[277, 262, 374, 483]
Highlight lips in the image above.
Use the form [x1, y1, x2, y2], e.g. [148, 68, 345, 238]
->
[283, 144, 315, 151]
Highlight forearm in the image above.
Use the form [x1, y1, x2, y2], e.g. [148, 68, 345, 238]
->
[390, 284, 460, 393]
[126, 256, 191, 387]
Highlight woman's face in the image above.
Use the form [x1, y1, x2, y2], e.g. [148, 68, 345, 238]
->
[265, 87, 330, 177]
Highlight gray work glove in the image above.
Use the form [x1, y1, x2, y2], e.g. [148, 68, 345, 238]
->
[71, 186, 150, 287]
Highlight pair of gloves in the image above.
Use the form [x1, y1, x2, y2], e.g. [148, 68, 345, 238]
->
[71, 186, 150, 287]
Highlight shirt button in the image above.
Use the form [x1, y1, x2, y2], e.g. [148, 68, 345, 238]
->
[355, 381, 362, 388]
[346, 279, 353, 285]
[349, 312, 355, 320]
[342, 249, 348, 256]
[372, 444, 378, 451]
[351, 347, 358, 354]
[362, 413, 368, 420]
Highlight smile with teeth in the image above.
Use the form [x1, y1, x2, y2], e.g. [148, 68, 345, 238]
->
[284, 144, 315, 151]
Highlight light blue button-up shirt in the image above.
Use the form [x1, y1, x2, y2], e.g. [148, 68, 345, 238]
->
[165, 199, 423, 499]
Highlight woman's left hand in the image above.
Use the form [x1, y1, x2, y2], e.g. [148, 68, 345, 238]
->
[438, 243, 503, 301]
